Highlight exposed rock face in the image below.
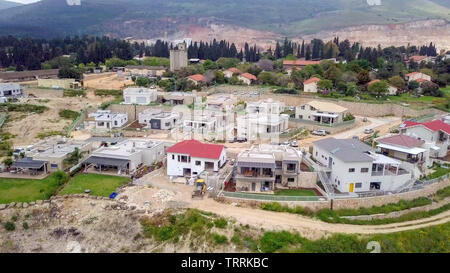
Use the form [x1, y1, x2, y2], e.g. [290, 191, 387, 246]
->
[300, 19, 450, 50]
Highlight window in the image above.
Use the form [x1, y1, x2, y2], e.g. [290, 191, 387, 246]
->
[195, 161, 201, 166]
[50, 164, 58, 168]
[361, 168, 369, 173]
[348, 168, 355, 173]
[172, 155, 175, 160]
[301, 105, 305, 110]
[355, 183, 362, 188]
[287, 178, 295, 182]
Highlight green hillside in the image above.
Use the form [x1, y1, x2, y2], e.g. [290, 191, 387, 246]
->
[0, 0, 448, 38]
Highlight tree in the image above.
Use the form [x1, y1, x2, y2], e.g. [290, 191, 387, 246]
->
[368, 81, 389, 98]
[258, 72, 276, 85]
[317, 79, 332, 91]
[216, 57, 240, 69]
[2, 157, 13, 167]
[388, 75, 406, 90]
[357, 70, 370, 85]
[136, 77, 150, 87]
[214, 71, 225, 84]
[257, 59, 274, 71]
[421, 81, 441, 97]
[202, 59, 218, 70]
[345, 82, 357, 96]
[63, 148, 82, 167]
[58, 66, 82, 80]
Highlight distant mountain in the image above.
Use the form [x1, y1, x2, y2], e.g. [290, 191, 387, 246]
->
[0, 0, 22, 10]
[0, 0, 448, 41]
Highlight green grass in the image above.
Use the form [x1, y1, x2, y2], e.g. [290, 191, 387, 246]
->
[59, 173, 130, 197]
[0, 171, 69, 204]
[58, 109, 80, 121]
[274, 189, 317, 196]
[422, 165, 450, 181]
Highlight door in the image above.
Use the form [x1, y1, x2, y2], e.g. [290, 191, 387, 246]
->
[328, 157, 333, 168]
[349, 183, 354, 193]
[251, 183, 256, 192]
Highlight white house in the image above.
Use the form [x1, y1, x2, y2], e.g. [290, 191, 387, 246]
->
[237, 113, 289, 141]
[303, 77, 320, 93]
[246, 99, 285, 115]
[83, 139, 165, 175]
[405, 72, 431, 83]
[123, 87, 158, 105]
[138, 109, 181, 130]
[88, 110, 128, 130]
[0, 83, 23, 98]
[166, 139, 227, 177]
[313, 138, 411, 193]
[237, 73, 257, 85]
[223, 68, 241, 79]
[295, 100, 348, 125]
[400, 120, 450, 159]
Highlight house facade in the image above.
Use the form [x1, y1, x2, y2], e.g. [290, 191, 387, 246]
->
[235, 144, 302, 192]
[313, 138, 411, 193]
[303, 77, 320, 93]
[399, 120, 450, 159]
[223, 68, 241, 79]
[237, 114, 289, 141]
[295, 100, 348, 125]
[138, 109, 181, 130]
[166, 139, 227, 177]
[83, 139, 165, 175]
[405, 72, 431, 83]
[0, 83, 23, 98]
[125, 66, 166, 77]
[238, 73, 257, 85]
[186, 74, 207, 85]
[123, 87, 158, 105]
[246, 99, 285, 115]
[88, 110, 128, 130]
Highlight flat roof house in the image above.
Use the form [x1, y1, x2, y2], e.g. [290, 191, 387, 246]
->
[235, 144, 302, 192]
[88, 110, 128, 130]
[125, 65, 166, 77]
[313, 138, 411, 193]
[160, 91, 196, 106]
[206, 93, 237, 112]
[123, 87, 158, 105]
[0, 83, 23, 98]
[399, 119, 450, 159]
[246, 98, 285, 115]
[237, 113, 289, 141]
[138, 109, 181, 130]
[83, 139, 165, 176]
[295, 100, 348, 125]
[166, 139, 227, 177]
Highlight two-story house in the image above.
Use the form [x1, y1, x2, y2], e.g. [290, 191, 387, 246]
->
[166, 139, 227, 177]
[313, 138, 411, 193]
[235, 144, 302, 192]
[123, 87, 158, 105]
[88, 110, 128, 130]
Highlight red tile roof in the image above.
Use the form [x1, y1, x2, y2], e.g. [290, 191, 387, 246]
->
[240, 72, 257, 81]
[402, 120, 450, 135]
[187, 74, 206, 82]
[378, 134, 424, 148]
[406, 72, 420, 77]
[283, 60, 321, 66]
[304, 77, 321, 85]
[166, 139, 225, 159]
[227, 68, 241, 74]
[368, 79, 381, 85]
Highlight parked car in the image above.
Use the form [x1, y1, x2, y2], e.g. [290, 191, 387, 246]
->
[364, 128, 374, 134]
[290, 140, 298, 147]
[312, 130, 327, 136]
[282, 141, 290, 146]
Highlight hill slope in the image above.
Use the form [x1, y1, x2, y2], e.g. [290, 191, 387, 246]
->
[0, 0, 448, 41]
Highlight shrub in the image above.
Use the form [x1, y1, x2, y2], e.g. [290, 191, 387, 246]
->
[212, 233, 228, 245]
[214, 218, 228, 229]
[259, 231, 303, 253]
[5, 222, 15, 231]
[59, 109, 80, 120]
[22, 222, 29, 230]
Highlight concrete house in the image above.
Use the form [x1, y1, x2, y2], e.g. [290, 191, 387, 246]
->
[405, 72, 431, 83]
[160, 91, 196, 106]
[295, 100, 348, 125]
[125, 65, 166, 78]
[400, 120, 450, 159]
[166, 139, 227, 177]
[0, 83, 23, 98]
[83, 139, 165, 175]
[303, 77, 320, 93]
[368, 79, 398, 95]
[246, 99, 285, 115]
[223, 68, 241, 79]
[235, 144, 302, 192]
[237, 114, 289, 141]
[88, 110, 128, 130]
[238, 73, 257, 85]
[313, 138, 411, 193]
[206, 93, 237, 112]
[123, 87, 158, 105]
[138, 109, 181, 130]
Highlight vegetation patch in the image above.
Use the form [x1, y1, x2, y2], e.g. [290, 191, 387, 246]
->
[0, 103, 48, 114]
[63, 90, 86, 97]
[274, 189, 317, 196]
[59, 109, 80, 121]
[59, 173, 130, 197]
[0, 171, 69, 204]
[37, 130, 65, 139]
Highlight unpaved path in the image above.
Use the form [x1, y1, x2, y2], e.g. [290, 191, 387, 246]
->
[137, 172, 450, 239]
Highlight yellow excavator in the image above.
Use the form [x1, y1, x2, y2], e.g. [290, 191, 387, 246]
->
[192, 178, 206, 199]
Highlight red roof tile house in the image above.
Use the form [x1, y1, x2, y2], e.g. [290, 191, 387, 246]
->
[405, 72, 431, 83]
[399, 119, 450, 159]
[166, 139, 227, 177]
[303, 77, 321, 93]
[238, 72, 258, 85]
[376, 134, 429, 177]
[223, 68, 241, 79]
[186, 74, 208, 85]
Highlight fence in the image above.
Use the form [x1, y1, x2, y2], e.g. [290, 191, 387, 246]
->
[289, 118, 355, 128]
[66, 109, 86, 135]
[0, 113, 7, 128]
[223, 191, 321, 201]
